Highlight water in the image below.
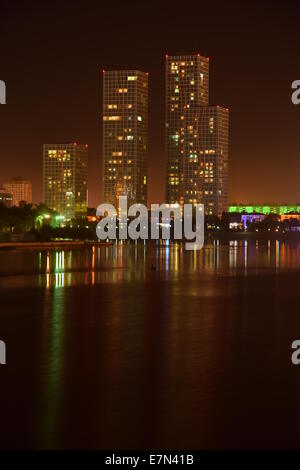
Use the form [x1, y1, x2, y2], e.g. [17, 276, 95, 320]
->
[1, 240, 300, 449]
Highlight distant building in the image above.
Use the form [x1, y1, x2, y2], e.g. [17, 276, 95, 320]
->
[280, 213, 300, 222]
[103, 69, 148, 207]
[43, 143, 88, 219]
[241, 213, 265, 229]
[3, 177, 32, 207]
[0, 188, 13, 207]
[183, 105, 229, 215]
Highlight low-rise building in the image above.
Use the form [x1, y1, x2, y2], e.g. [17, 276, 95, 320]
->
[0, 188, 13, 207]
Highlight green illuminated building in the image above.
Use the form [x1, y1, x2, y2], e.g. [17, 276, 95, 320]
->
[228, 205, 300, 215]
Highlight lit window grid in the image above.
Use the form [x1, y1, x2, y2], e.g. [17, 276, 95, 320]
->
[182, 106, 229, 215]
[43, 143, 88, 219]
[165, 55, 209, 206]
[103, 70, 148, 207]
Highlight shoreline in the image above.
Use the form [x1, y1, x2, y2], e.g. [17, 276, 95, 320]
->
[1, 232, 300, 251]
[0, 240, 113, 250]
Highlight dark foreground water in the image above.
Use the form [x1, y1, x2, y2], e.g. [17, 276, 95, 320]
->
[1, 240, 300, 449]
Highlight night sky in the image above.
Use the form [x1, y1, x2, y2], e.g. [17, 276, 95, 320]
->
[0, 0, 300, 208]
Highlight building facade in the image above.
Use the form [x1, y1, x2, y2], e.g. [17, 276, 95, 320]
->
[103, 70, 148, 208]
[43, 143, 88, 219]
[183, 106, 229, 215]
[3, 177, 32, 207]
[165, 54, 209, 206]
[229, 205, 300, 215]
[165, 54, 229, 216]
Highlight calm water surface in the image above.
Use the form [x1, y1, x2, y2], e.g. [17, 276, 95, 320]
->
[1, 240, 300, 449]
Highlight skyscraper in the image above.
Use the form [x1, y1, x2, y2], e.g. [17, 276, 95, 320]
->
[165, 54, 229, 216]
[183, 106, 229, 215]
[43, 143, 88, 219]
[3, 177, 32, 207]
[165, 54, 209, 206]
[103, 70, 148, 207]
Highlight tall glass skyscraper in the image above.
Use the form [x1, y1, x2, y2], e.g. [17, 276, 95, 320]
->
[165, 54, 209, 206]
[3, 177, 32, 207]
[102, 70, 148, 207]
[165, 54, 229, 216]
[183, 106, 229, 215]
[43, 143, 88, 220]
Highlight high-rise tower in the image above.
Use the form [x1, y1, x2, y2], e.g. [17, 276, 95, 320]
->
[103, 70, 148, 207]
[165, 54, 229, 216]
[182, 106, 229, 215]
[43, 143, 88, 219]
[165, 54, 209, 206]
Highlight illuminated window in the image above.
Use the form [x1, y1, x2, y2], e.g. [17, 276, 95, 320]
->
[103, 116, 120, 121]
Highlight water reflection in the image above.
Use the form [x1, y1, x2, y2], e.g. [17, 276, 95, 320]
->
[1, 240, 300, 290]
[2, 239, 300, 448]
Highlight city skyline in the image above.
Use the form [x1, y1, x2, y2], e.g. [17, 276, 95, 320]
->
[2, 1, 300, 459]
[1, 1, 300, 208]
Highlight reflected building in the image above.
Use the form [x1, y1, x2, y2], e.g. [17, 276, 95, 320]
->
[102, 70, 148, 207]
[43, 143, 88, 220]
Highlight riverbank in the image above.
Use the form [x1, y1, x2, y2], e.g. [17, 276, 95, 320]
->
[1, 231, 300, 251]
[0, 240, 113, 250]
[209, 231, 300, 241]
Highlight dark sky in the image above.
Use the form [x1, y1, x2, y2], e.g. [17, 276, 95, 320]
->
[0, 0, 300, 207]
